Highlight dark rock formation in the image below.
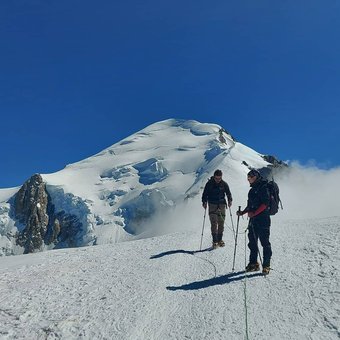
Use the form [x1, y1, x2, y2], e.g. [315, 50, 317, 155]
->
[219, 128, 236, 142]
[14, 174, 83, 253]
[260, 155, 288, 179]
[15, 174, 50, 253]
[50, 211, 83, 248]
[262, 155, 288, 168]
[241, 156, 288, 180]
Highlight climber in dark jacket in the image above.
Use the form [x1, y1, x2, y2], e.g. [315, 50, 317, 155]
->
[202, 169, 232, 249]
[237, 169, 272, 274]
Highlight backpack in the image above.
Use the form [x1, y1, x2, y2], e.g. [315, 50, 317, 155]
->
[266, 180, 282, 215]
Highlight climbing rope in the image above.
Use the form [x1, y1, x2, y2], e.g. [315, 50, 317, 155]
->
[244, 228, 250, 340]
[199, 208, 252, 339]
[193, 253, 217, 278]
[218, 209, 236, 241]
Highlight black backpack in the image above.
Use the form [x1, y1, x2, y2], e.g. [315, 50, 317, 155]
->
[266, 180, 282, 215]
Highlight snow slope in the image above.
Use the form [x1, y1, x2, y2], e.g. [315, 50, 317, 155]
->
[0, 119, 274, 255]
[0, 215, 338, 339]
[0, 118, 339, 338]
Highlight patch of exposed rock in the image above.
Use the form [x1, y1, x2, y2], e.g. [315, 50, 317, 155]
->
[14, 174, 83, 253]
[15, 174, 49, 253]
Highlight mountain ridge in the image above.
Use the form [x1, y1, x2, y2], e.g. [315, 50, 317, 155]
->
[0, 119, 285, 256]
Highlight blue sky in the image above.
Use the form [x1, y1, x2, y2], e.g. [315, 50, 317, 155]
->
[0, 1, 339, 188]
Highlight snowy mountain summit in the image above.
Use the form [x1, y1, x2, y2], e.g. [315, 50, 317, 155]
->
[0, 119, 284, 256]
[1, 120, 339, 340]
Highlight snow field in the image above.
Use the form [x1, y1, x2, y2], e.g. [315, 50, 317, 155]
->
[0, 216, 339, 339]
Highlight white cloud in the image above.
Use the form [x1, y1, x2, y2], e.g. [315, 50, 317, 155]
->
[276, 162, 340, 220]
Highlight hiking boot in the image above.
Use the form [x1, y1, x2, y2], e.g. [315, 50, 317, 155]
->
[262, 266, 270, 275]
[212, 242, 219, 249]
[218, 240, 225, 247]
[245, 262, 260, 272]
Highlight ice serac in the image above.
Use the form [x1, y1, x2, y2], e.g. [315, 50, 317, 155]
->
[120, 189, 174, 234]
[133, 158, 168, 185]
[0, 119, 287, 255]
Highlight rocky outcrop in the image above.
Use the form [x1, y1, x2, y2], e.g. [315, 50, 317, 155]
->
[46, 210, 83, 248]
[259, 155, 288, 179]
[242, 155, 288, 180]
[262, 155, 288, 168]
[15, 174, 50, 253]
[14, 174, 85, 253]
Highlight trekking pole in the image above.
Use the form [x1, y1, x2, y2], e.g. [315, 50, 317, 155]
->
[228, 204, 236, 241]
[232, 206, 241, 271]
[199, 207, 207, 251]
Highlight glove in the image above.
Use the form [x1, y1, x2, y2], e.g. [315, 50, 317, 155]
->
[202, 202, 207, 209]
[236, 210, 245, 216]
[228, 200, 232, 208]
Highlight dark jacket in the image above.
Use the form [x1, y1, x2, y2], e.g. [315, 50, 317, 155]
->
[246, 178, 270, 218]
[202, 177, 232, 205]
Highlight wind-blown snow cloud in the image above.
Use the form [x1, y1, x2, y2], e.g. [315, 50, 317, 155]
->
[134, 194, 245, 244]
[138, 162, 340, 239]
[277, 163, 340, 219]
[134, 198, 205, 239]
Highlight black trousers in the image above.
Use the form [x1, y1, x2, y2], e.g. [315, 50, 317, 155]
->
[248, 215, 272, 267]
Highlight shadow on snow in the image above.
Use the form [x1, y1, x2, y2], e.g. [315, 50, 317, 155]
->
[150, 247, 212, 259]
[166, 271, 263, 291]
[150, 248, 263, 291]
